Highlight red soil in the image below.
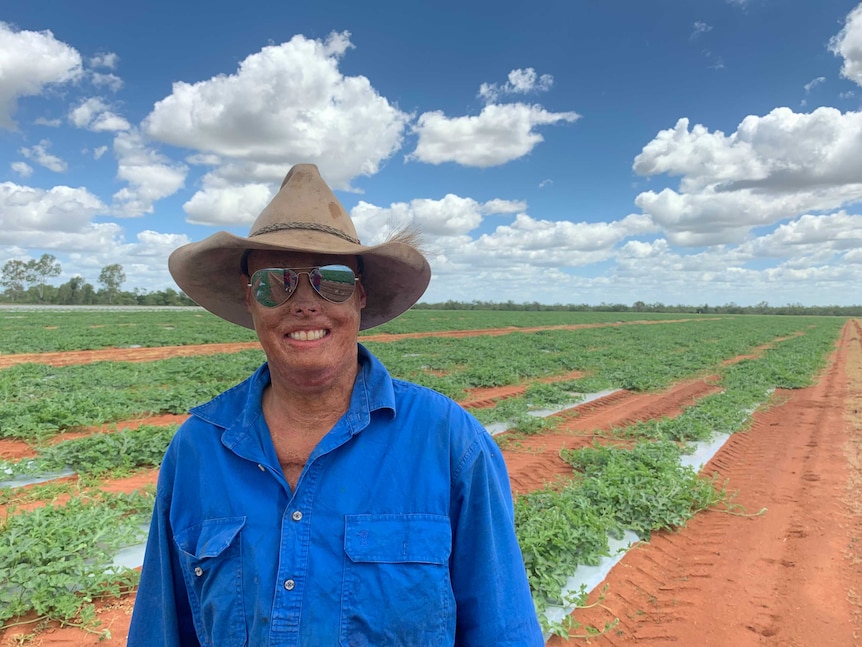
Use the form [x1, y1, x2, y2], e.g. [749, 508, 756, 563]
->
[1, 320, 860, 646]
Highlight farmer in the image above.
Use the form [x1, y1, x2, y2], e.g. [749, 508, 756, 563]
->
[127, 164, 543, 646]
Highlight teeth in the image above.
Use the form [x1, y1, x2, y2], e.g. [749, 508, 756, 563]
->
[288, 329, 326, 341]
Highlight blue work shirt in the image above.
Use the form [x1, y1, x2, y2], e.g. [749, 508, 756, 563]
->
[128, 344, 543, 646]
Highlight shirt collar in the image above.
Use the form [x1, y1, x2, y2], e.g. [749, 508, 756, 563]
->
[192, 344, 396, 455]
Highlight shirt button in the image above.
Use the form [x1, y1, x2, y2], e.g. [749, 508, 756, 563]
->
[194, 567, 203, 577]
[291, 510, 303, 521]
[258, 464, 265, 471]
[284, 579, 295, 590]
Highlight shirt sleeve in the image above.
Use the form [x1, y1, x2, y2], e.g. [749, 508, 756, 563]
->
[128, 470, 200, 646]
[449, 426, 545, 646]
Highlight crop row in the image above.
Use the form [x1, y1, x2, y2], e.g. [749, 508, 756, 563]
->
[0, 316, 843, 443]
[0, 313, 848, 636]
[0, 307, 702, 355]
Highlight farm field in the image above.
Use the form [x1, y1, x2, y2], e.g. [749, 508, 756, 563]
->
[0, 309, 860, 645]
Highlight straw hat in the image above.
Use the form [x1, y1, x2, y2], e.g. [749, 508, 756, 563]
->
[169, 164, 431, 330]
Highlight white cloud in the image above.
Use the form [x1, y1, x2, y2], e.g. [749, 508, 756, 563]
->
[11, 161, 33, 177]
[186, 153, 222, 166]
[0, 22, 82, 129]
[111, 130, 188, 217]
[740, 211, 862, 257]
[410, 103, 580, 167]
[20, 139, 67, 173]
[481, 198, 527, 214]
[89, 52, 119, 69]
[126, 230, 191, 257]
[469, 213, 656, 262]
[633, 107, 862, 244]
[181, 160, 324, 225]
[829, 3, 862, 86]
[604, 218, 862, 308]
[478, 68, 554, 103]
[68, 97, 131, 132]
[352, 195, 501, 241]
[93, 145, 108, 159]
[143, 31, 409, 190]
[90, 72, 123, 92]
[803, 76, 826, 93]
[183, 180, 273, 226]
[0, 182, 107, 247]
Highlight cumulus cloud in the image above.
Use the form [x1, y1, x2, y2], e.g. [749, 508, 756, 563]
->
[633, 107, 862, 244]
[20, 139, 67, 173]
[606, 209, 862, 307]
[470, 213, 657, 263]
[0, 22, 82, 129]
[741, 211, 862, 257]
[478, 68, 554, 103]
[111, 130, 188, 217]
[183, 179, 273, 226]
[68, 97, 131, 132]
[409, 103, 580, 167]
[0, 182, 107, 248]
[90, 72, 123, 92]
[351, 194, 524, 243]
[143, 31, 409, 190]
[830, 3, 862, 86]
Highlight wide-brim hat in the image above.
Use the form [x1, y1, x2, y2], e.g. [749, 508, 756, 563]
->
[169, 164, 431, 330]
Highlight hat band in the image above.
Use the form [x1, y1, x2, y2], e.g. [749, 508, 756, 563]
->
[250, 222, 360, 245]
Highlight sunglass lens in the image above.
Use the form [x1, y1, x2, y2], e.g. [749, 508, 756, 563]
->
[313, 265, 356, 303]
[250, 265, 356, 307]
[252, 269, 293, 307]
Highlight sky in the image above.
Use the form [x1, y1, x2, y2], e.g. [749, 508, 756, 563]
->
[2, 0, 862, 308]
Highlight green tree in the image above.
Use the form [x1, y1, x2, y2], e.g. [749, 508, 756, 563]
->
[56, 275, 91, 305]
[31, 254, 62, 301]
[98, 264, 126, 304]
[1, 259, 28, 301]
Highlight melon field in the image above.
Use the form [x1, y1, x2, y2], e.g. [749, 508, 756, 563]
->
[0, 308, 860, 646]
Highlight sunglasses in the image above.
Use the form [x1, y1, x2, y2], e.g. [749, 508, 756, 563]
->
[247, 265, 359, 307]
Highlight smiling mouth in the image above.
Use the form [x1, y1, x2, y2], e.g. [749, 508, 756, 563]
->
[287, 329, 328, 341]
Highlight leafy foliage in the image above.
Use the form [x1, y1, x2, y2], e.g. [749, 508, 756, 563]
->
[0, 425, 178, 482]
[0, 490, 153, 630]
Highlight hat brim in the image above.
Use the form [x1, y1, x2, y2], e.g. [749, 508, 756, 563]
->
[168, 228, 431, 330]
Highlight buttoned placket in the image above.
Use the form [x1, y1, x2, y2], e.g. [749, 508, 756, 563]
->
[266, 418, 360, 645]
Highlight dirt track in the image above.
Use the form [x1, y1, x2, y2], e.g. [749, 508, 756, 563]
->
[1, 320, 860, 646]
[549, 319, 862, 645]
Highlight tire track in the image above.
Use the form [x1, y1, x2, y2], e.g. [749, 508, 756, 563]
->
[551, 319, 861, 646]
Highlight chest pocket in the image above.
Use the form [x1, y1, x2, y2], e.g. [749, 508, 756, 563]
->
[175, 516, 247, 647]
[341, 514, 453, 647]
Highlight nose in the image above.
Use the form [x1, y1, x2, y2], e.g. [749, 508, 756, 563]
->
[288, 273, 320, 313]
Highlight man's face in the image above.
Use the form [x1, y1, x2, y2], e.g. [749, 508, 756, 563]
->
[244, 249, 367, 391]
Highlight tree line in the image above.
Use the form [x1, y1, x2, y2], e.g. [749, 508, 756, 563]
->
[2, 255, 859, 316]
[413, 299, 862, 317]
[0, 254, 194, 307]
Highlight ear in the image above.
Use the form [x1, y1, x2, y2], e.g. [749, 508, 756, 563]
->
[355, 279, 368, 309]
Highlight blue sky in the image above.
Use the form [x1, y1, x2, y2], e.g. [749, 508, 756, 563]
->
[2, 0, 862, 307]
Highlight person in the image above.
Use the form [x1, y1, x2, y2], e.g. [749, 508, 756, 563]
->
[127, 164, 544, 646]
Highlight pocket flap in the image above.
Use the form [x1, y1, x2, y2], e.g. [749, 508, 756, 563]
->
[344, 514, 451, 564]
[175, 516, 246, 559]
